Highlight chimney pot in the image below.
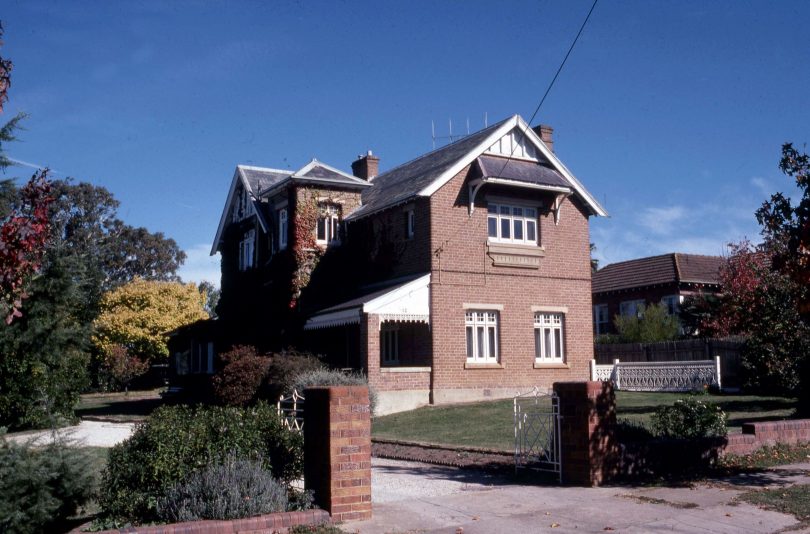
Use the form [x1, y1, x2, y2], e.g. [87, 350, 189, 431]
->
[351, 151, 379, 181]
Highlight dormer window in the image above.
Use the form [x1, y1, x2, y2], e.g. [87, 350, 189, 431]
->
[487, 203, 538, 246]
[316, 204, 341, 246]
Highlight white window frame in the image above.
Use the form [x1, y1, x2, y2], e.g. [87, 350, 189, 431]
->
[238, 229, 255, 271]
[406, 209, 415, 239]
[535, 312, 565, 363]
[278, 208, 288, 250]
[465, 310, 499, 363]
[487, 203, 538, 246]
[661, 295, 681, 316]
[619, 299, 645, 318]
[593, 304, 609, 335]
[381, 325, 399, 365]
[316, 204, 341, 245]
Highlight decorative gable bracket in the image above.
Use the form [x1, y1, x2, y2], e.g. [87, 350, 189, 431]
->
[550, 192, 571, 225]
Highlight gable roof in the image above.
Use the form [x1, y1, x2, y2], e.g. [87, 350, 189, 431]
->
[346, 114, 607, 221]
[592, 253, 724, 294]
[211, 160, 371, 255]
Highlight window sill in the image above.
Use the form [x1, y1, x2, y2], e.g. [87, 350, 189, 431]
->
[533, 362, 569, 369]
[487, 243, 545, 269]
[380, 366, 432, 373]
[464, 362, 504, 369]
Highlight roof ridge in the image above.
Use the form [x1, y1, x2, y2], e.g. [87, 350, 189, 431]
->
[673, 253, 683, 283]
[373, 116, 511, 180]
[237, 164, 293, 174]
[597, 252, 675, 271]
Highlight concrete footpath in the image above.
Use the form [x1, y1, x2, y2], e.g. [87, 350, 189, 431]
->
[346, 458, 810, 533]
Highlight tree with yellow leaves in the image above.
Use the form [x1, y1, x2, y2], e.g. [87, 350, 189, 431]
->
[94, 279, 208, 362]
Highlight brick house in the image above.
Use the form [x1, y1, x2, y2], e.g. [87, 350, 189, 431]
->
[591, 253, 724, 336]
[176, 114, 607, 414]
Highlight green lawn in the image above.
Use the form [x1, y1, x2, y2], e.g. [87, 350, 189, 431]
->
[75, 389, 165, 423]
[371, 391, 798, 451]
[739, 484, 810, 523]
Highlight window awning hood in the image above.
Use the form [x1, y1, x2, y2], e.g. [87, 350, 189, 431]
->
[304, 274, 430, 330]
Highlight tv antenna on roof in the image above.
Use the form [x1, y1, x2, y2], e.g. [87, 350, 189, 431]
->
[431, 114, 488, 150]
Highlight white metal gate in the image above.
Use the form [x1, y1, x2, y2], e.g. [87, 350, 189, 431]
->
[514, 388, 561, 482]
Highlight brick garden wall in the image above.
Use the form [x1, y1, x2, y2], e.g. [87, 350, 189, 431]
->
[304, 385, 372, 522]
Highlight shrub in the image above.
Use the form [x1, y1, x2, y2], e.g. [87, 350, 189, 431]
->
[0, 437, 97, 533]
[212, 346, 271, 406]
[293, 368, 377, 415]
[102, 345, 150, 392]
[157, 455, 288, 522]
[265, 350, 325, 399]
[650, 397, 727, 439]
[99, 402, 303, 523]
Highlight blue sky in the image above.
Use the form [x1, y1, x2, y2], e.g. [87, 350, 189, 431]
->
[2, 0, 808, 286]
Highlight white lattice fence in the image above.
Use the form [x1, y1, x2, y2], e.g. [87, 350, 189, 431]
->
[590, 357, 721, 392]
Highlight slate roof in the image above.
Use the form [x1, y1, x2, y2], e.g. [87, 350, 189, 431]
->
[239, 166, 291, 195]
[592, 253, 723, 294]
[346, 117, 511, 220]
[476, 154, 570, 189]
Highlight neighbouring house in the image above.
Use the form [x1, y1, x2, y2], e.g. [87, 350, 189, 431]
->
[171, 114, 607, 414]
[591, 253, 724, 336]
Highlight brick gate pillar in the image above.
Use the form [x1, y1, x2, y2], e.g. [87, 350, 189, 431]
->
[553, 381, 618, 486]
[303, 386, 372, 521]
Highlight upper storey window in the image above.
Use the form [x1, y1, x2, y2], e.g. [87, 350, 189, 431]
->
[487, 203, 538, 246]
[279, 208, 288, 250]
[238, 229, 255, 271]
[316, 204, 341, 246]
[232, 187, 254, 223]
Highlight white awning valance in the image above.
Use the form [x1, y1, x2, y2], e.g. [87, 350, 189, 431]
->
[304, 274, 431, 330]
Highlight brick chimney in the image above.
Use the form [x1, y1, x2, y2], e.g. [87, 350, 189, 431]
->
[351, 150, 380, 181]
[532, 124, 554, 153]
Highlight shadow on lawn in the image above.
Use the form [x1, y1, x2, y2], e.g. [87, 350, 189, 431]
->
[374, 460, 561, 488]
[75, 396, 166, 420]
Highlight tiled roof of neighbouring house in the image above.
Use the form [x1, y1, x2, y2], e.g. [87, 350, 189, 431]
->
[592, 253, 724, 294]
[346, 117, 511, 220]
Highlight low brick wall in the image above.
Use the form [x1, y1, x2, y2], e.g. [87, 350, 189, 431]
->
[724, 419, 810, 455]
[71, 509, 330, 534]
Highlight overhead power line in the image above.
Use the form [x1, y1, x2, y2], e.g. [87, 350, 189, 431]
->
[498, 0, 600, 177]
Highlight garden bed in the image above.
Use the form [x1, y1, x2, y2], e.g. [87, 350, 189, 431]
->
[372, 438, 514, 471]
[70, 509, 331, 534]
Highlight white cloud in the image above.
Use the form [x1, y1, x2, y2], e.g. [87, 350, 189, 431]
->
[750, 177, 773, 198]
[177, 244, 221, 288]
[637, 206, 686, 236]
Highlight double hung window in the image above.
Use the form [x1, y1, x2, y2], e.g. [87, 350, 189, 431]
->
[238, 229, 255, 271]
[534, 312, 564, 363]
[593, 304, 609, 335]
[465, 311, 499, 363]
[487, 203, 538, 245]
[381, 326, 399, 365]
[278, 208, 288, 250]
[316, 204, 340, 245]
[619, 299, 644, 317]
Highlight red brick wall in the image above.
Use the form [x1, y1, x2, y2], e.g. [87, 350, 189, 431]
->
[303, 386, 372, 522]
[428, 165, 594, 397]
[554, 381, 618, 486]
[353, 197, 432, 280]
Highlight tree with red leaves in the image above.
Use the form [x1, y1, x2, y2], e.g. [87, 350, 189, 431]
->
[0, 171, 52, 323]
